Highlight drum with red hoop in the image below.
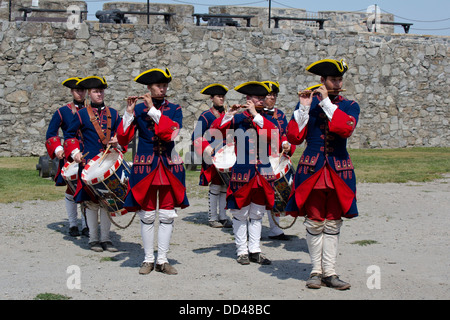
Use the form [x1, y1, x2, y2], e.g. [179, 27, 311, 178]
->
[212, 143, 236, 186]
[61, 161, 79, 194]
[270, 154, 294, 216]
[81, 148, 131, 216]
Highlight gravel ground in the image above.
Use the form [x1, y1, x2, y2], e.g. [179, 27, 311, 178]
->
[1, 175, 449, 302]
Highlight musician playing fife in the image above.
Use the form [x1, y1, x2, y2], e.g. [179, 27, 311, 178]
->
[192, 83, 232, 228]
[210, 81, 285, 265]
[117, 68, 189, 275]
[285, 59, 360, 290]
[64, 76, 124, 252]
[45, 77, 88, 237]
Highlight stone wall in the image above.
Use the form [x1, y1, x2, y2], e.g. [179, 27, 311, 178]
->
[0, 6, 449, 157]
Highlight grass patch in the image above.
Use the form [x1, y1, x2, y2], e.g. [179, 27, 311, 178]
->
[100, 257, 118, 262]
[0, 147, 448, 204]
[0, 157, 64, 203]
[348, 147, 450, 183]
[34, 292, 71, 300]
[291, 147, 450, 183]
[351, 240, 379, 246]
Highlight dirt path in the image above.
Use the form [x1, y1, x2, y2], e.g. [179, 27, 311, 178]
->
[1, 176, 449, 301]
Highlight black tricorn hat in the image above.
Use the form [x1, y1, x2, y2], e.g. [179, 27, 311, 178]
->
[62, 77, 84, 89]
[134, 68, 172, 85]
[234, 81, 270, 96]
[261, 81, 280, 94]
[76, 76, 108, 89]
[304, 84, 322, 91]
[200, 83, 229, 96]
[306, 59, 348, 77]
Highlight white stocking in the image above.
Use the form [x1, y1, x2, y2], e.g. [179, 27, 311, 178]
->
[65, 193, 78, 228]
[138, 210, 156, 263]
[248, 218, 262, 253]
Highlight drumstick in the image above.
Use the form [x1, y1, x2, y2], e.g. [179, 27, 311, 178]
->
[99, 134, 117, 165]
[98, 144, 111, 166]
[277, 149, 286, 167]
[80, 152, 89, 160]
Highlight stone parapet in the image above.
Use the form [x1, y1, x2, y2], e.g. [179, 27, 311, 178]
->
[0, 11, 448, 156]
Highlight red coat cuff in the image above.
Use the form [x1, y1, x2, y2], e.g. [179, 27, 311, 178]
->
[193, 137, 210, 157]
[63, 138, 80, 160]
[329, 109, 356, 138]
[155, 115, 180, 141]
[45, 136, 62, 159]
[117, 120, 135, 147]
[287, 119, 307, 145]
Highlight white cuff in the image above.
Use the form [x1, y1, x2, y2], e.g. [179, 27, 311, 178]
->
[319, 97, 337, 120]
[147, 107, 161, 124]
[122, 111, 134, 132]
[55, 145, 64, 155]
[294, 104, 310, 132]
[71, 148, 81, 159]
[220, 113, 234, 126]
[252, 114, 264, 129]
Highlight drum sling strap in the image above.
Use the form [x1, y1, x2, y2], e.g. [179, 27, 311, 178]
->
[68, 102, 85, 142]
[87, 104, 112, 147]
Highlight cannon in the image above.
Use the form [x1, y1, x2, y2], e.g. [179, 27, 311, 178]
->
[36, 154, 59, 178]
[95, 9, 130, 24]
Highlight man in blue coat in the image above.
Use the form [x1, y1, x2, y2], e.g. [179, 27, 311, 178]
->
[261, 80, 295, 240]
[286, 59, 360, 290]
[117, 68, 188, 275]
[211, 81, 285, 266]
[192, 83, 232, 228]
[46, 77, 88, 237]
[64, 76, 124, 253]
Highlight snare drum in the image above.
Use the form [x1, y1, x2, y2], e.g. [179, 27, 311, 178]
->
[81, 148, 131, 216]
[61, 161, 79, 194]
[212, 143, 236, 186]
[270, 154, 294, 215]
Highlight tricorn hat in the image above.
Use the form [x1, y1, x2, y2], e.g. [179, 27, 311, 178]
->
[76, 76, 108, 89]
[134, 68, 172, 85]
[234, 81, 270, 96]
[62, 77, 84, 89]
[200, 83, 229, 96]
[306, 59, 348, 77]
[304, 84, 322, 91]
[261, 81, 280, 94]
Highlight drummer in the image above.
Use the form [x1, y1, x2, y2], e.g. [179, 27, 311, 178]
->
[261, 80, 295, 240]
[45, 77, 88, 237]
[64, 76, 125, 253]
[117, 68, 189, 275]
[192, 83, 232, 228]
[210, 81, 283, 265]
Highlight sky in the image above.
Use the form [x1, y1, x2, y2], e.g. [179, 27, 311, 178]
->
[83, 0, 450, 36]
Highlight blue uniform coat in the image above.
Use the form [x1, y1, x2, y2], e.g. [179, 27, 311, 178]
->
[117, 101, 189, 211]
[64, 105, 123, 202]
[285, 95, 360, 218]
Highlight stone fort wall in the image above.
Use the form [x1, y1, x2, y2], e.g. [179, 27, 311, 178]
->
[0, 1, 449, 156]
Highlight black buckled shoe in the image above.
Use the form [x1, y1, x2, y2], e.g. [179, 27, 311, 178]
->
[69, 226, 80, 237]
[155, 263, 178, 275]
[306, 273, 322, 289]
[321, 275, 351, 290]
[249, 252, 271, 265]
[237, 254, 250, 265]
